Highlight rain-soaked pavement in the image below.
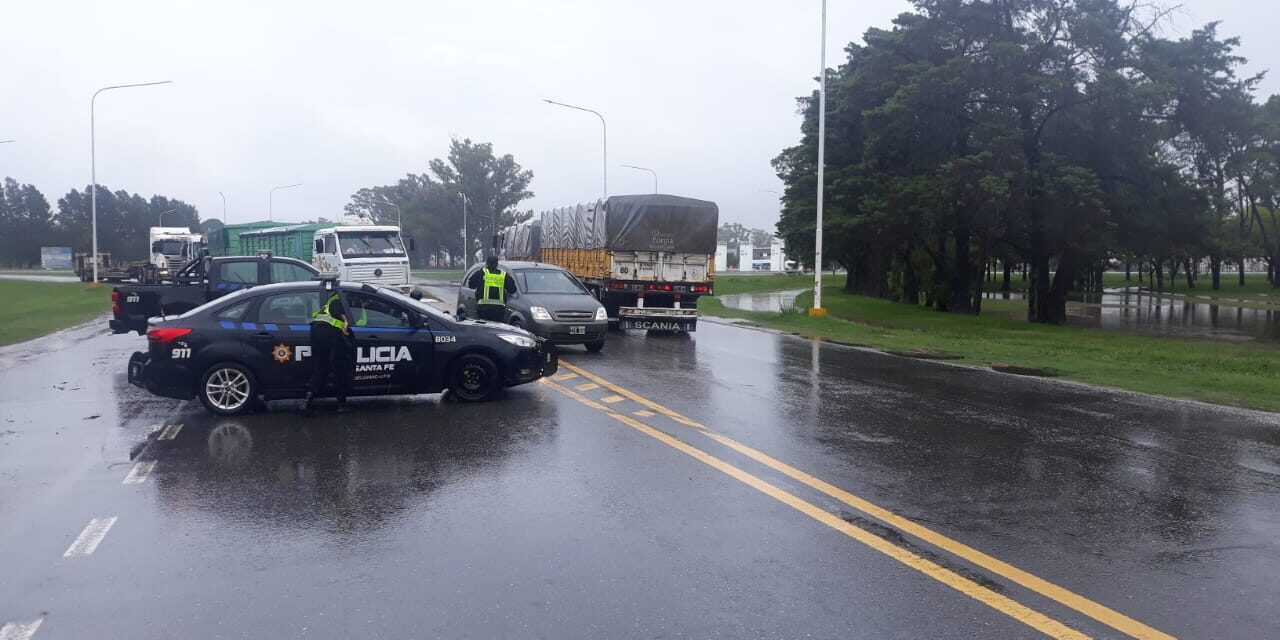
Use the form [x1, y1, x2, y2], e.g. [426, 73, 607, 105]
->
[2, 310, 1279, 638]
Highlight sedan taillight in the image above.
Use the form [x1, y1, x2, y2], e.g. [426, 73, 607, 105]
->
[147, 328, 192, 343]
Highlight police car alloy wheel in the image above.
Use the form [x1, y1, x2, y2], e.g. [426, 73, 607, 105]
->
[448, 353, 500, 402]
[199, 362, 258, 415]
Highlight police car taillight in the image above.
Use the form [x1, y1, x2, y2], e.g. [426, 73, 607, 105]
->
[147, 328, 192, 343]
[111, 291, 119, 302]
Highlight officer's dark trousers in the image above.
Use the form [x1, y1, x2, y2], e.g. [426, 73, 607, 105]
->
[309, 322, 352, 401]
[476, 303, 506, 322]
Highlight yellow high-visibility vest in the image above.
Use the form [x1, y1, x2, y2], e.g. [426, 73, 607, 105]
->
[479, 270, 507, 306]
[312, 293, 348, 330]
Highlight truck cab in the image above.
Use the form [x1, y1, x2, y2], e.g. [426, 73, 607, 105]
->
[311, 222, 411, 292]
[147, 227, 206, 283]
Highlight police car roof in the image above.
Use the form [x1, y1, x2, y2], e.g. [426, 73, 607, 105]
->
[489, 261, 565, 271]
[240, 280, 368, 295]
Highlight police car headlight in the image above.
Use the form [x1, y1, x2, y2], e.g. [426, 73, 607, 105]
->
[498, 333, 537, 348]
[595, 306, 607, 321]
[530, 306, 553, 321]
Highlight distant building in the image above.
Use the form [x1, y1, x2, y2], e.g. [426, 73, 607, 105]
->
[715, 242, 729, 272]
[742, 237, 788, 271]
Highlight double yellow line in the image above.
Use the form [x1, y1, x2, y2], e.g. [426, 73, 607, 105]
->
[544, 361, 1175, 640]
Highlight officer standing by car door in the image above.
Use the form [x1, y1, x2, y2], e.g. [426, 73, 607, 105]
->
[468, 255, 517, 323]
[304, 286, 353, 414]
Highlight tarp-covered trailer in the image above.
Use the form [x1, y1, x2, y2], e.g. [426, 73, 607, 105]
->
[505, 194, 717, 331]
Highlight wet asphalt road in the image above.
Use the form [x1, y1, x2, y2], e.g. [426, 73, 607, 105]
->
[2, 310, 1279, 638]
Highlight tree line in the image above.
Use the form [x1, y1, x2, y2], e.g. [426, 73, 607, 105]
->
[344, 138, 534, 268]
[775, 0, 1280, 323]
[0, 178, 200, 267]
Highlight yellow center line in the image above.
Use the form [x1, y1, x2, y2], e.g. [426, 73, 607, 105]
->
[556, 360, 1175, 640]
[540, 378, 1090, 640]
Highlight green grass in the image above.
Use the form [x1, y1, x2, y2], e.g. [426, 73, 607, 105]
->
[701, 286, 1280, 413]
[0, 269, 74, 276]
[713, 273, 841, 295]
[412, 269, 466, 283]
[0, 280, 110, 346]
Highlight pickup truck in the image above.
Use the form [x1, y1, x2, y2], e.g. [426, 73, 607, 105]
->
[110, 254, 319, 335]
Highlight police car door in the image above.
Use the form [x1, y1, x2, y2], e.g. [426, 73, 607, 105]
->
[345, 291, 430, 394]
[248, 289, 324, 392]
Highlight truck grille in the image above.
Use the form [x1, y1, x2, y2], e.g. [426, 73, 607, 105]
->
[554, 310, 596, 321]
[166, 257, 184, 270]
[346, 264, 408, 285]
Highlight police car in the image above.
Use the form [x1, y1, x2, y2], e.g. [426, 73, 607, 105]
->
[127, 280, 558, 415]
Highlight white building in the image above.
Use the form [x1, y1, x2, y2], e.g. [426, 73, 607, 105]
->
[742, 237, 788, 271]
[715, 242, 729, 273]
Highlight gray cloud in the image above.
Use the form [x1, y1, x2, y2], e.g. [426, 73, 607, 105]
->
[2, 0, 1274, 233]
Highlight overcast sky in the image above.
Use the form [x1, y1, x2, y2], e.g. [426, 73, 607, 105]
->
[2, 1, 1276, 232]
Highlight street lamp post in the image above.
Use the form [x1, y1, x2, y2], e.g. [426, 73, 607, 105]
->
[460, 192, 469, 269]
[157, 208, 176, 226]
[544, 99, 607, 198]
[620, 164, 658, 193]
[810, 0, 829, 317]
[218, 191, 227, 222]
[90, 80, 173, 284]
[268, 183, 302, 221]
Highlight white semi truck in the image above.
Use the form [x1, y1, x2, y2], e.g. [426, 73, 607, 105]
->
[146, 227, 206, 282]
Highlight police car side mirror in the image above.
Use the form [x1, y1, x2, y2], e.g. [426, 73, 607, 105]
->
[409, 313, 424, 328]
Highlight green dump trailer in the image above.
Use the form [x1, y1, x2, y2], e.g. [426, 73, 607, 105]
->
[238, 223, 335, 262]
[207, 221, 282, 257]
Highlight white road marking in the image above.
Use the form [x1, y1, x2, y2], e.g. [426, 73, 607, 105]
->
[122, 460, 157, 484]
[157, 424, 183, 440]
[63, 516, 118, 557]
[0, 619, 43, 640]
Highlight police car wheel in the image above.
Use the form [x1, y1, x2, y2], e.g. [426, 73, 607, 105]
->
[448, 353, 500, 402]
[199, 362, 258, 416]
[585, 340, 605, 353]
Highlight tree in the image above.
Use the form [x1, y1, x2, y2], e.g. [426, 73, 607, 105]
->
[55, 186, 200, 261]
[344, 138, 534, 267]
[0, 178, 53, 267]
[774, 0, 1265, 323]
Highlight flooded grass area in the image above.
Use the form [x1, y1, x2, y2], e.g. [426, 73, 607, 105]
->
[0, 280, 109, 346]
[701, 287, 1280, 412]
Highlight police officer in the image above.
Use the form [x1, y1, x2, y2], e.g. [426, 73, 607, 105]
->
[468, 255, 517, 322]
[303, 287, 353, 414]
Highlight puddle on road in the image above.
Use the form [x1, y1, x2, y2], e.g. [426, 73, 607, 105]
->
[717, 289, 805, 313]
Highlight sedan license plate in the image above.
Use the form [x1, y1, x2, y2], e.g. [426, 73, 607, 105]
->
[569, 325, 586, 335]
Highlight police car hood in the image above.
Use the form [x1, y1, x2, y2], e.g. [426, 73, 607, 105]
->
[457, 318, 537, 338]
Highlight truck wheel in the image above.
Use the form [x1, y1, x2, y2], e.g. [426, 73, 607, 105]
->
[199, 362, 258, 416]
[585, 340, 605, 353]
[448, 353, 501, 402]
